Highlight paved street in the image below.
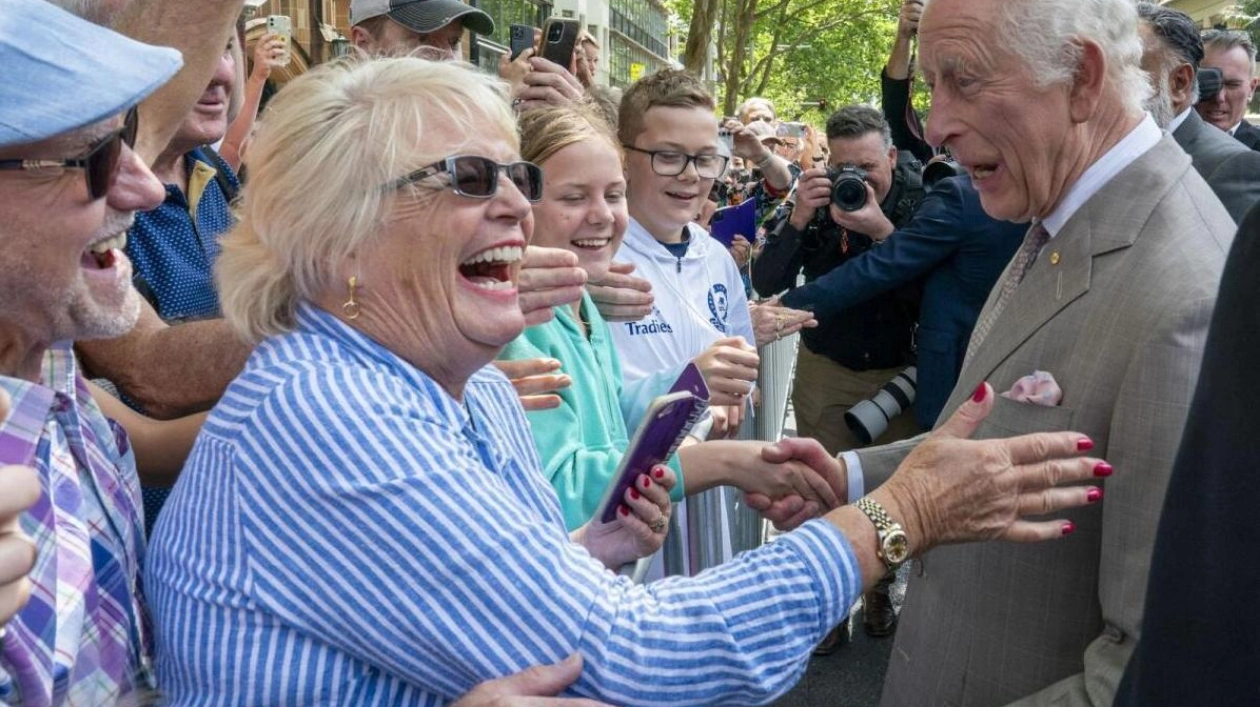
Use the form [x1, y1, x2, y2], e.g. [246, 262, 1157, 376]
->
[772, 567, 907, 706]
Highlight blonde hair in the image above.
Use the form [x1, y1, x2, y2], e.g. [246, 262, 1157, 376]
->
[215, 56, 516, 342]
[617, 68, 715, 147]
[519, 103, 619, 167]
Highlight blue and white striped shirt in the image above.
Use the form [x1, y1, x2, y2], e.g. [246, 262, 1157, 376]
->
[147, 304, 861, 706]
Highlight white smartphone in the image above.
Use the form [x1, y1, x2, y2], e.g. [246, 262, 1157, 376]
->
[266, 15, 292, 66]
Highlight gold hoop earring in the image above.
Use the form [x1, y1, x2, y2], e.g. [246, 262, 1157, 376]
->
[343, 275, 361, 320]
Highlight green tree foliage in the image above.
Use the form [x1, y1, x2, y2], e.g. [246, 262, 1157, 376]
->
[671, 0, 903, 120]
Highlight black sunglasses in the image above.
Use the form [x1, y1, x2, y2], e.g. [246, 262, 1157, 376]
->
[0, 107, 139, 200]
[389, 155, 543, 202]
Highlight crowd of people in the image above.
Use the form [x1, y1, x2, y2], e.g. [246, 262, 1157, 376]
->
[0, 0, 1257, 705]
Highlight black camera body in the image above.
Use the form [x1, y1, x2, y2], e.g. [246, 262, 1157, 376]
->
[828, 165, 869, 212]
[922, 158, 966, 189]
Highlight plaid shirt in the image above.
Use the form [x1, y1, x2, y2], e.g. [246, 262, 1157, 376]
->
[0, 344, 149, 706]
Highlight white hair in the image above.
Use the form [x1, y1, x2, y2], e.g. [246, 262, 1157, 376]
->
[215, 56, 517, 342]
[924, 0, 1151, 116]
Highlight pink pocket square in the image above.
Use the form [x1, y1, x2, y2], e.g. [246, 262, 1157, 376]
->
[1001, 370, 1063, 406]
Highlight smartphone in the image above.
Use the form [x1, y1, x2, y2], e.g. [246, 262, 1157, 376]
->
[539, 17, 581, 68]
[266, 15, 292, 66]
[594, 391, 706, 524]
[718, 128, 734, 152]
[776, 122, 807, 139]
[668, 361, 711, 400]
[509, 24, 535, 61]
[709, 198, 757, 248]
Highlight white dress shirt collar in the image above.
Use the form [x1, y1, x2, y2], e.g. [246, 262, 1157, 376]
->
[1041, 115, 1162, 238]
[1168, 106, 1193, 134]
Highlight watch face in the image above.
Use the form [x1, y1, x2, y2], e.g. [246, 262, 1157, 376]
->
[883, 529, 910, 565]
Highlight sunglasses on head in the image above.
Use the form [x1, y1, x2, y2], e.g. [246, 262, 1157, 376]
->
[389, 155, 543, 202]
[0, 107, 139, 200]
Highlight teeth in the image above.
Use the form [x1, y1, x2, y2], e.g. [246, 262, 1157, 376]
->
[88, 233, 127, 254]
[972, 166, 995, 178]
[573, 239, 610, 248]
[467, 278, 514, 291]
[462, 245, 523, 266]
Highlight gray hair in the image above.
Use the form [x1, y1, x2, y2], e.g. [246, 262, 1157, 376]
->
[930, 0, 1150, 116]
[1137, 2, 1202, 105]
[1202, 29, 1257, 75]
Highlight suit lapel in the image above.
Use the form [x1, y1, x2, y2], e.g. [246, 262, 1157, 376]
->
[947, 137, 1191, 412]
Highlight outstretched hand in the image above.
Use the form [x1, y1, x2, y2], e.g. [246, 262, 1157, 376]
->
[492, 358, 572, 411]
[519, 246, 588, 326]
[873, 383, 1107, 554]
[745, 437, 847, 530]
[0, 390, 39, 631]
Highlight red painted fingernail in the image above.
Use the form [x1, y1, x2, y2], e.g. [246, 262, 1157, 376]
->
[619, 505, 629, 517]
[1077, 437, 1094, 452]
[1086, 487, 1103, 503]
[972, 383, 987, 403]
[1062, 521, 1075, 536]
[642, 477, 652, 488]
[653, 467, 666, 479]
[1093, 462, 1113, 477]
[629, 488, 640, 500]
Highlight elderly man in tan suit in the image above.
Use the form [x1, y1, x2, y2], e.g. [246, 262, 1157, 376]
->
[778, 0, 1235, 704]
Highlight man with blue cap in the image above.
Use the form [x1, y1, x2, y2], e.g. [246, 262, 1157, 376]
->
[0, 1, 183, 703]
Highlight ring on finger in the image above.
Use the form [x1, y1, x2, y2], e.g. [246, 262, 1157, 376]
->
[649, 517, 667, 533]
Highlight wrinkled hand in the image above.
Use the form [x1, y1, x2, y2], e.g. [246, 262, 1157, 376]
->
[789, 167, 831, 230]
[587, 262, 654, 322]
[450, 654, 612, 707]
[749, 297, 817, 347]
[899, 0, 924, 39]
[519, 246, 587, 326]
[492, 358, 571, 411]
[574, 465, 676, 570]
[0, 391, 39, 631]
[252, 32, 288, 78]
[745, 437, 847, 530]
[515, 57, 585, 113]
[829, 182, 895, 241]
[693, 337, 759, 406]
[874, 383, 1106, 553]
[728, 235, 752, 268]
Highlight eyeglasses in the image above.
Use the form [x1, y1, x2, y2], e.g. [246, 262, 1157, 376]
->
[623, 145, 730, 179]
[0, 107, 139, 200]
[390, 155, 543, 202]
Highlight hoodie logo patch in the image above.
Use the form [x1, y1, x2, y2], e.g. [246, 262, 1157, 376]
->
[708, 284, 729, 334]
[624, 306, 675, 337]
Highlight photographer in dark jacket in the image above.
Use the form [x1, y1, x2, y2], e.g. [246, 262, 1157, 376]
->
[752, 105, 925, 648]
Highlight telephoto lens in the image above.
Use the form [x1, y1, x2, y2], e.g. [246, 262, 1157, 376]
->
[844, 367, 917, 445]
[829, 166, 869, 212]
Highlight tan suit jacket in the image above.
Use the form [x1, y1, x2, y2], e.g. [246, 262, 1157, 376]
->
[859, 137, 1235, 707]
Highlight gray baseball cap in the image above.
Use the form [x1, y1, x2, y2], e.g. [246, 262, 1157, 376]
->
[350, 0, 495, 36]
[1, 0, 183, 147]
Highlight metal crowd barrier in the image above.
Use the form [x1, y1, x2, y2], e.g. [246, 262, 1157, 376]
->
[661, 330, 800, 577]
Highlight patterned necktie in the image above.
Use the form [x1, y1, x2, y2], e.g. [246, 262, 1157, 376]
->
[964, 221, 1051, 365]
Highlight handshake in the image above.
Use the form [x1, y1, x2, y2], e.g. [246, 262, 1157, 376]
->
[735, 381, 1107, 551]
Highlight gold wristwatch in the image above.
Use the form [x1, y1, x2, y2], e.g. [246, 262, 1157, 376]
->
[857, 497, 910, 571]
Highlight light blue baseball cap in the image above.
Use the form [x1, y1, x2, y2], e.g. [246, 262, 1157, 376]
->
[0, 0, 184, 148]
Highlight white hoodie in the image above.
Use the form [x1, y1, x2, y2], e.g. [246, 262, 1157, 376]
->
[608, 218, 755, 425]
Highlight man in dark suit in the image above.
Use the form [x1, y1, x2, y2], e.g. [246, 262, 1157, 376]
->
[1114, 204, 1260, 707]
[1138, 3, 1260, 223]
[1197, 29, 1260, 151]
[776, 173, 1025, 429]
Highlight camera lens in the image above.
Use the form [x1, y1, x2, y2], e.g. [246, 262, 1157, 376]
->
[831, 174, 867, 212]
[549, 25, 563, 41]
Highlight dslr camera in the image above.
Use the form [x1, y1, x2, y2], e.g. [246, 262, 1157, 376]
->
[827, 165, 869, 212]
[844, 366, 917, 445]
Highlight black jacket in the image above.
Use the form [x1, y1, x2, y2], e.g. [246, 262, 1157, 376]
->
[752, 158, 924, 371]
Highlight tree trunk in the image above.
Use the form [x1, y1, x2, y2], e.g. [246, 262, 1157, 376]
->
[683, 0, 721, 76]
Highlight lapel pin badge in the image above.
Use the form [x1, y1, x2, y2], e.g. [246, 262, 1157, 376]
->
[1049, 251, 1061, 266]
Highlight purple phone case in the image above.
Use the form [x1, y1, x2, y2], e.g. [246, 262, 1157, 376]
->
[596, 365, 711, 524]
[709, 198, 756, 248]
